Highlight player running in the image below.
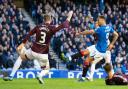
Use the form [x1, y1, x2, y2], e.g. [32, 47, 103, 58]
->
[3, 11, 73, 84]
[71, 15, 118, 81]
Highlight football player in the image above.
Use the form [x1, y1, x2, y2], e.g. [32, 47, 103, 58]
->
[72, 16, 118, 81]
[105, 65, 128, 85]
[3, 11, 73, 84]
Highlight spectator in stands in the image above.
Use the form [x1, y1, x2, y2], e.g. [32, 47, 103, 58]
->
[115, 53, 124, 64]
[114, 63, 124, 74]
[123, 60, 128, 70]
[0, 1, 31, 69]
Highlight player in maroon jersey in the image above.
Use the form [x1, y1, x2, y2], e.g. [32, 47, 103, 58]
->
[3, 11, 73, 84]
[105, 70, 128, 85]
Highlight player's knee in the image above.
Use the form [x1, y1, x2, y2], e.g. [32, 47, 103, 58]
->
[104, 63, 112, 73]
[83, 61, 90, 67]
[80, 50, 89, 56]
[91, 61, 96, 65]
[44, 63, 50, 70]
[44, 67, 50, 71]
[94, 54, 103, 60]
[20, 54, 27, 60]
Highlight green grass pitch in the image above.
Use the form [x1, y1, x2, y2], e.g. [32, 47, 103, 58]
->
[0, 78, 127, 89]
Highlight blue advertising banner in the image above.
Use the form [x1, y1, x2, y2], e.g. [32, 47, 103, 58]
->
[4, 69, 128, 79]
[4, 69, 109, 79]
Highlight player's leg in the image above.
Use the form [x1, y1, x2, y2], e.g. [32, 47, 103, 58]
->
[71, 49, 90, 59]
[33, 53, 49, 84]
[9, 55, 26, 78]
[88, 53, 103, 81]
[38, 61, 49, 77]
[37, 61, 49, 84]
[33, 59, 41, 70]
[78, 45, 96, 81]
[3, 47, 28, 81]
[104, 63, 113, 78]
[79, 56, 93, 81]
[88, 63, 95, 81]
[104, 51, 114, 79]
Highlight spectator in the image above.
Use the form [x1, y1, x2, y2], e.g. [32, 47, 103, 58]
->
[0, 1, 31, 69]
[115, 53, 123, 64]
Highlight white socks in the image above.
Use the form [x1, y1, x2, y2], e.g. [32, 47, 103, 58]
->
[33, 60, 41, 70]
[10, 56, 22, 77]
[82, 77, 85, 80]
[38, 70, 49, 77]
[89, 63, 96, 80]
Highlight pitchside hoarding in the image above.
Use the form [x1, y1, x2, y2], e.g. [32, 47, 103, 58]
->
[2, 69, 128, 79]
[2, 69, 109, 79]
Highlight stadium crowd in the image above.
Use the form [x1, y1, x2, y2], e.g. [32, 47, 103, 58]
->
[0, 0, 128, 72]
[0, 0, 32, 69]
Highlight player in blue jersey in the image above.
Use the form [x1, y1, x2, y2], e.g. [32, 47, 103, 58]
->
[71, 16, 118, 81]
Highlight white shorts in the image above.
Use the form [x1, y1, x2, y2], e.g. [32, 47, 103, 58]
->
[87, 45, 111, 63]
[20, 47, 49, 68]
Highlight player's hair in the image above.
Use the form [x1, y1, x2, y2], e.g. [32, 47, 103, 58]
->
[43, 14, 51, 22]
[95, 21, 98, 24]
[98, 15, 106, 20]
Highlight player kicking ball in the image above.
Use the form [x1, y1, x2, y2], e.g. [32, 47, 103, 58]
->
[71, 16, 118, 82]
[79, 22, 113, 82]
[3, 11, 73, 84]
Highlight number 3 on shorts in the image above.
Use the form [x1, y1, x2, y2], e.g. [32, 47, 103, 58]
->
[39, 31, 46, 44]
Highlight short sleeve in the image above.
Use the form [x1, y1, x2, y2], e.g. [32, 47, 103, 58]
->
[110, 26, 114, 33]
[95, 27, 100, 34]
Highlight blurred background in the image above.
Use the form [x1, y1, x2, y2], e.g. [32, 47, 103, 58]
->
[0, 0, 128, 74]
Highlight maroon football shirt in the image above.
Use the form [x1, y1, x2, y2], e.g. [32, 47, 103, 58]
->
[22, 20, 69, 54]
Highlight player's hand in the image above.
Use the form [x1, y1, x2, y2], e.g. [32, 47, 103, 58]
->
[107, 44, 114, 51]
[67, 10, 73, 21]
[17, 43, 25, 52]
[75, 32, 80, 36]
[67, 11, 73, 16]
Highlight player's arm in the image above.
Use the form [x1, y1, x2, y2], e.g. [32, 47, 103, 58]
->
[110, 31, 118, 45]
[17, 26, 37, 51]
[76, 30, 95, 36]
[66, 10, 73, 22]
[53, 11, 73, 33]
[75, 21, 99, 36]
[108, 31, 118, 50]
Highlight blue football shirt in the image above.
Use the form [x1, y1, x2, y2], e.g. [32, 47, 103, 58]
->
[95, 25, 114, 53]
